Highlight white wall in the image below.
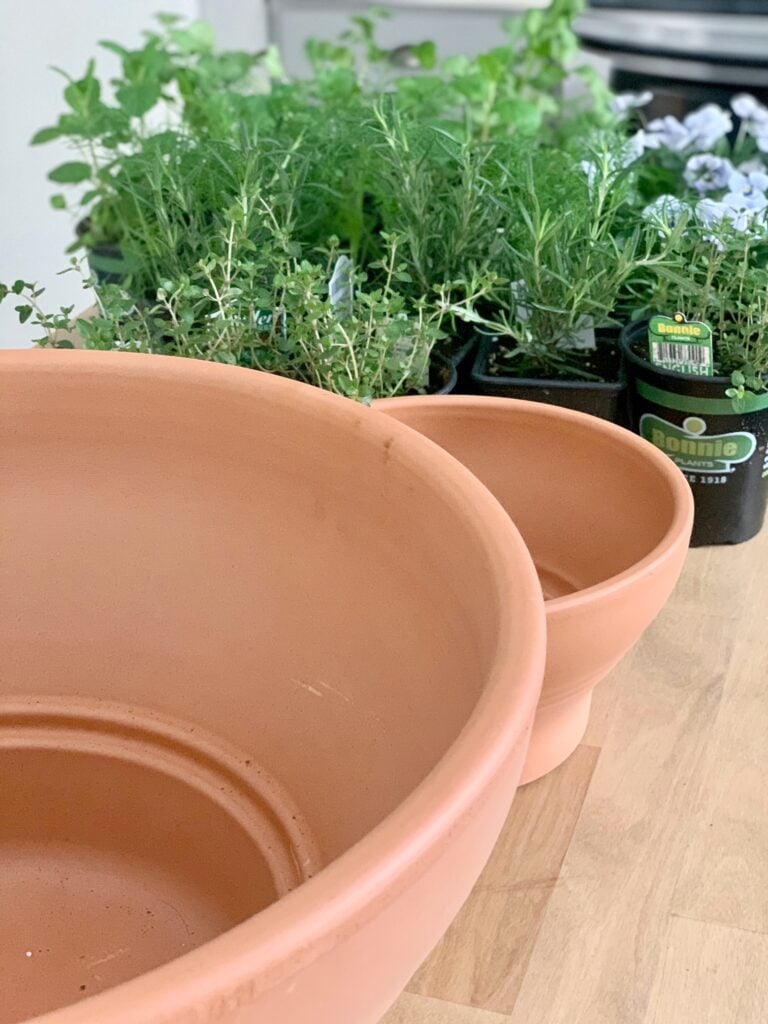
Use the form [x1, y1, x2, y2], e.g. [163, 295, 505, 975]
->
[200, 0, 268, 52]
[0, 0, 270, 349]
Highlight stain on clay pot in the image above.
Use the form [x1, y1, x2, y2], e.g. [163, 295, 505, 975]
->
[0, 351, 545, 1024]
[376, 396, 694, 785]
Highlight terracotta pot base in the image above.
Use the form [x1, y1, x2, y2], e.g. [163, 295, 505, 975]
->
[376, 396, 694, 786]
[0, 698, 321, 1023]
[520, 691, 592, 785]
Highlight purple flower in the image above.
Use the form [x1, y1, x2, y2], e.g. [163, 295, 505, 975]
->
[723, 170, 768, 211]
[644, 115, 692, 152]
[642, 194, 688, 229]
[697, 196, 765, 238]
[623, 131, 648, 164]
[731, 208, 763, 232]
[694, 199, 732, 249]
[738, 157, 768, 175]
[731, 93, 768, 134]
[696, 198, 730, 229]
[610, 90, 653, 116]
[640, 104, 732, 154]
[683, 104, 733, 150]
[683, 154, 734, 193]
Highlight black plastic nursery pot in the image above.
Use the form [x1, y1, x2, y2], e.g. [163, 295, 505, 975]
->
[87, 242, 128, 286]
[621, 319, 768, 547]
[444, 331, 479, 394]
[430, 352, 458, 395]
[76, 221, 128, 286]
[470, 329, 627, 423]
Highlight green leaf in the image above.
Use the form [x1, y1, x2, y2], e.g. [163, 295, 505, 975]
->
[63, 63, 101, 116]
[15, 304, 33, 324]
[12, 280, 28, 295]
[30, 125, 62, 145]
[54, 339, 75, 349]
[523, 8, 544, 34]
[115, 81, 161, 117]
[156, 12, 183, 26]
[502, 14, 527, 42]
[476, 51, 506, 82]
[98, 40, 129, 57]
[50, 193, 67, 210]
[48, 161, 92, 184]
[263, 44, 286, 80]
[169, 20, 215, 54]
[410, 41, 437, 70]
[495, 98, 543, 135]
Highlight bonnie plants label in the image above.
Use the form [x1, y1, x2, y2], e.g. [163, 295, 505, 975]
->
[640, 413, 756, 477]
[648, 313, 713, 377]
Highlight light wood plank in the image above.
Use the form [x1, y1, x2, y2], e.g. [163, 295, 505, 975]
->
[506, 540, 752, 1024]
[383, 993, 509, 1024]
[670, 541, 768, 935]
[581, 666, 622, 747]
[407, 744, 600, 1014]
[646, 916, 768, 1024]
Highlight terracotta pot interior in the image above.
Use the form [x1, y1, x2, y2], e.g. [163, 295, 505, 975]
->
[377, 402, 680, 600]
[1, 360, 516, 1022]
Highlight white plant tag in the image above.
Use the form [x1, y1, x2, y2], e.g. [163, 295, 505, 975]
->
[510, 279, 530, 323]
[329, 255, 354, 320]
[558, 315, 596, 351]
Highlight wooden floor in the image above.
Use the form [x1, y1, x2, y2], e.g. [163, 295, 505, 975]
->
[383, 526, 768, 1024]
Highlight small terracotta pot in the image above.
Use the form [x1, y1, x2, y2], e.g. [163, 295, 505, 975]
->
[0, 351, 545, 1023]
[376, 396, 694, 784]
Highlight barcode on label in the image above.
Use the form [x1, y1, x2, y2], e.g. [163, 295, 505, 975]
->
[651, 342, 710, 366]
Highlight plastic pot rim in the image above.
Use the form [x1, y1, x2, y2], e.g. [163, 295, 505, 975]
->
[472, 330, 627, 392]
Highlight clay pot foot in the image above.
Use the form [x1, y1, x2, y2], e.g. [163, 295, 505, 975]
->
[520, 691, 593, 785]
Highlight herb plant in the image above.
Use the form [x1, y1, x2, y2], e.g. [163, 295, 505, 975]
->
[625, 93, 768, 397]
[459, 140, 667, 380]
[1, 228, 445, 403]
[9, 7, 630, 400]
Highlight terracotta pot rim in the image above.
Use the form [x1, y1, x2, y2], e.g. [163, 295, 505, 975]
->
[4, 350, 546, 1024]
[375, 395, 695, 615]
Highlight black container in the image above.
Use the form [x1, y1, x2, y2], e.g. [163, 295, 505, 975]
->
[443, 332, 478, 394]
[76, 220, 127, 286]
[621, 318, 768, 546]
[87, 243, 128, 286]
[430, 352, 458, 395]
[470, 330, 627, 423]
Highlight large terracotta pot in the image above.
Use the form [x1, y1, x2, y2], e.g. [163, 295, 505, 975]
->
[0, 351, 545, 1024]
[376, 396, 694, 784]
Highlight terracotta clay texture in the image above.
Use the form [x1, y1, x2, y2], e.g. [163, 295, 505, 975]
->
[376, 396, 694, 784]
[0, 351, 546, 1024]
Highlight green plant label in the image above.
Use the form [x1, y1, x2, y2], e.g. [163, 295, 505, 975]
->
[648, 313, 713, 377]
[640, 413, 756, 474]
